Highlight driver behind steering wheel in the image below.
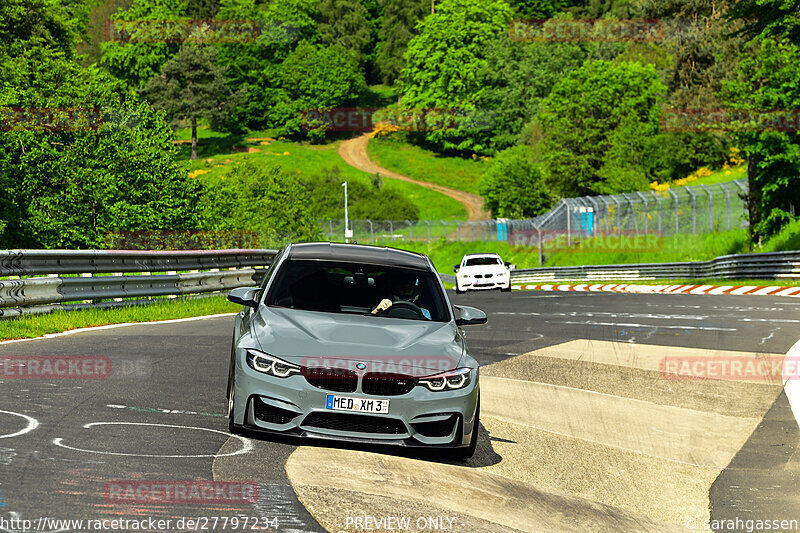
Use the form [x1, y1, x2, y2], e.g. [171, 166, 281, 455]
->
[371, 271, 431, 319]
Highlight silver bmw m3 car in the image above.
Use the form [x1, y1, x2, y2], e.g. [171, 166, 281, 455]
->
[226, 242, 487, 459]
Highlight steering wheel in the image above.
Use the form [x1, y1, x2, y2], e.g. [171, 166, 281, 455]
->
[381, 300, 425, 319]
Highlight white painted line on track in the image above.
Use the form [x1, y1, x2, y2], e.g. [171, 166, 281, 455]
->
[783, 339, 800, 430]
[549, 321, 736, 331]
[52, 421, 252, 458]
[0, 313, 237, 345]
[0, 410, 39, 439]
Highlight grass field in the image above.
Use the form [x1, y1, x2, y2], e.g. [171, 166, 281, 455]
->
[176, 129, 468, 220]
[367, 137, 487, 195]
[0, 296, 239, 341]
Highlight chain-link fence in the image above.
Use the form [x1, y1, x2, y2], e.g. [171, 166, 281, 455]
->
[320, 180, 749, 247]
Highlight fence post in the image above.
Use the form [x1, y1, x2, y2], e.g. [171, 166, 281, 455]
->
[537, 227, 543, 266]
[425, 220, 431, 242]
[636, 192, 649, 233]
[455, 221, 461, 241]
[700, 184, 713, 231]
[329, 220, 334, 241]
[611, 196, 622, 234]
[566, 200, 572, 246]
[625, 193, 638, 232]
[406, 220, 412, 240]
[668, 189, 679, 234]
[734, 179, 748, 227]
[600, 197, 611, 234]
[367, 220, 374, 244]
[469, 221, 476, 241]
[686, 187, 697, 234]
[651, 191, 662, 234]
[387, 220, 394, 242]
[440, 219, 446, 240]
[720, 183, 731, 230]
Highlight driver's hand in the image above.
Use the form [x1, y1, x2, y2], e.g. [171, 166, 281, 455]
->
[371, 299, 393, 314]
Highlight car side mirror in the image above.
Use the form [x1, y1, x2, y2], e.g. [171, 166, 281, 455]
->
[505, 262, 516, 270]
[228, 287, 260, 308]
[453, 264, 460, 273]
[453, 305, 487, 326]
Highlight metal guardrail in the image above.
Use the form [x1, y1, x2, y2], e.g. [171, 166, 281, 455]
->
[0, 249, 278, 318]
[511, 251, 800, 283]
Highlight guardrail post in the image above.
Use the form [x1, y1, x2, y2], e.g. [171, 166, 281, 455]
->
[686, 187, 697, 234]
[367, 220, 374, 244]
[720, 183, 731, 230]
[700, 184, 713, 231]
[668, 189, 679, 234]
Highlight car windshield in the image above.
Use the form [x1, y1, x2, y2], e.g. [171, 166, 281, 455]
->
[465, 257, 502, 266]
[265, 260, 449, 322]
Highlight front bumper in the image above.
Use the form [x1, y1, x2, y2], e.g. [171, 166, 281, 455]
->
[232, 363, 479, 448]
[457, 276, 510, 291]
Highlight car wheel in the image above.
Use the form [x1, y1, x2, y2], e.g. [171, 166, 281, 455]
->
[455, 285, 464, 294]
[501, 285, 511, 293]
[227, 341, 243, 435]
[453, 397, 479, 460]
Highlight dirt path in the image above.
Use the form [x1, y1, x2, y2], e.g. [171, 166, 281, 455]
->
[338, 133, 490, 221]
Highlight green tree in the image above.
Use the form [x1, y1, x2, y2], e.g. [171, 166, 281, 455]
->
[276, 40, 365, 138]
[140, 43, 232, 159]
[728, 0, 800, 42]
[479, 146, 555, 218]
[400, 0, 513, 153]
[100, 0, 188, 89]
[375, 0, 428, 84]
[721, 37, 800, 241]
[317, 0, 373, 66]
[1, 0, 200, 248]
[200, 163, 320, 246]
[537, 60, 665, 196]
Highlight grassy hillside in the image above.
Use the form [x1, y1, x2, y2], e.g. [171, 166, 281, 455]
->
[176, 128, 468, 220]
[367, 137, 487, 195]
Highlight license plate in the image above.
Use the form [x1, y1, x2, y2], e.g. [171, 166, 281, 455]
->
[326, 395, 390, 414]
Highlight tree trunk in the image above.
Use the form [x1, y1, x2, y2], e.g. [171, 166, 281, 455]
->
[191, 116, 198, 160]
[746, 156, 762, 246]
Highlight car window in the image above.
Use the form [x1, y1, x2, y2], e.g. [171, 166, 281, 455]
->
[265, 260, 449, 322]
[464, 257, 502, 266]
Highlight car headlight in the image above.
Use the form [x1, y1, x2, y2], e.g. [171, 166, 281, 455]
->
[246, 350, 301, 378]
[418, 368, 472, 391]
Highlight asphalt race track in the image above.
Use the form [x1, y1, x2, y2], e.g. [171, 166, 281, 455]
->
[0, 290, 798, 532]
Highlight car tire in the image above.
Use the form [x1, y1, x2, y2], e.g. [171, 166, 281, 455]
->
[453, 397, 479, 460]
[501, 285, 511, 293]
[455, 285, 464, 294]
[227, 340, 244, 435]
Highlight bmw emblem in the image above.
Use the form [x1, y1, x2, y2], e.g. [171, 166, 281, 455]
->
[355, 362, 367, 371]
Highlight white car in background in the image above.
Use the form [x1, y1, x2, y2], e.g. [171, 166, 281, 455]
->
[454, 253, 514, 293]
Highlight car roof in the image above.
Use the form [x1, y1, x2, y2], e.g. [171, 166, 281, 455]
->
[288, 242, 431, 270]
[463, 253, 502, 259]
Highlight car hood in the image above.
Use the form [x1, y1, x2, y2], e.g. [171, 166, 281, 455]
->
[249, 307, 465, 372]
